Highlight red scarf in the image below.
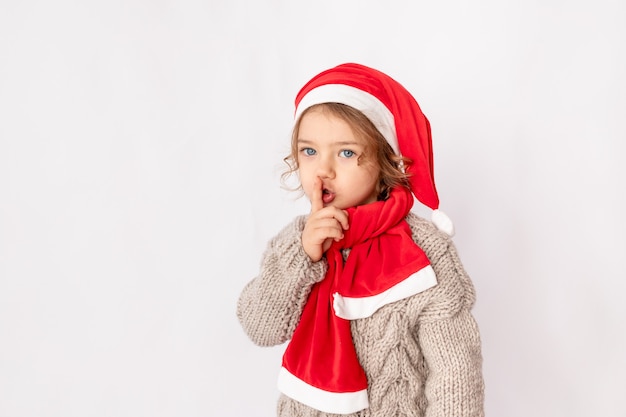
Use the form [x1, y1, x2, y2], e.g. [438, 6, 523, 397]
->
[278, 188, 437, 414]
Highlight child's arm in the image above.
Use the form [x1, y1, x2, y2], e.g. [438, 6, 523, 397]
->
[408, 214, 485, 417]
[418, 308, 484, 417]
[237, 216, 327, 347]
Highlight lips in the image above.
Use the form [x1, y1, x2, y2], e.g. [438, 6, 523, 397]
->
[322, 188, 335, 204]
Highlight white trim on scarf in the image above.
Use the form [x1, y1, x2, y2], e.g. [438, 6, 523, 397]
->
[294, 84, 399, 155]
[333, 265, 437, 320]
[277, 367, 369, 415]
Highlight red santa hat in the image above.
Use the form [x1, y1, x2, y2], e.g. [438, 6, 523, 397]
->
[294, 63, 454, 236]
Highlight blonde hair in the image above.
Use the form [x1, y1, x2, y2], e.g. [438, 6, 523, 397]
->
[282, 103, 411, 200]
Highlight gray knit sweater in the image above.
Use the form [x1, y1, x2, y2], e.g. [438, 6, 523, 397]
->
[237, 212, 484, 417]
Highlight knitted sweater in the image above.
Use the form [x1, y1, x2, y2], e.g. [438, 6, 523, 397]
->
[237, 212, 484, 417]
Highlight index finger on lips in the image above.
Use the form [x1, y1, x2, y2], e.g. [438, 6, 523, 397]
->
[310, 176, 324, 214]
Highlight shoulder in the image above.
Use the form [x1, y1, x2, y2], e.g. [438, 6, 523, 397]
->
[404, 212, 477, 321]
[280, 215, 308, 234]
[267, 215, 307, 248]
[405, 212, 452, 261]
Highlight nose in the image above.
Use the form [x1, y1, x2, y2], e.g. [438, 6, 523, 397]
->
[315, 154, 335, 179]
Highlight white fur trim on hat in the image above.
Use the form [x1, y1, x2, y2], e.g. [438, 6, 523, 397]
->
[294, 84, 400, 155]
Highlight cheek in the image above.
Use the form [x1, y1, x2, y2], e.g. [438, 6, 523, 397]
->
[361, 164, 381, 183]
[297, 170, 312, 195]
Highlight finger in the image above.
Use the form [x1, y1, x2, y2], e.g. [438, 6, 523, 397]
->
[314, 225, 344, 241]
[310, 176, 324, 213]
[315, 206, 350, 231]
[334, 209, 350, 230]
[311, 217, 345, 233]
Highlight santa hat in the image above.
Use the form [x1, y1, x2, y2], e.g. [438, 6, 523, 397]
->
[294, 63, 454, 236]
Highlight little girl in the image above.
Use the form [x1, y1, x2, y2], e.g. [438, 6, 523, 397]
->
[237, 63, 484, 417]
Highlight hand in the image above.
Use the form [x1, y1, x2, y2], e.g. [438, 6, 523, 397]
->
[302, 177, 349, 262]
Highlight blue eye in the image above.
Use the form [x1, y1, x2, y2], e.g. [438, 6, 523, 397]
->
[340, 150, 355, 158]
[301, 148, 316, 156]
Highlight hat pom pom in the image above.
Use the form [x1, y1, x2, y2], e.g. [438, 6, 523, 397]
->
[432, 209, 455, 237]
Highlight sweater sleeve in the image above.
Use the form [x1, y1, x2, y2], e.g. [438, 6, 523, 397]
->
[419, 309, 484, 417]
[407, 214, 485, 417]
[237, 216, 328, 347]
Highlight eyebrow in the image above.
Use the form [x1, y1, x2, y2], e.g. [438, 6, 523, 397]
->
[297, 139, 362, 146]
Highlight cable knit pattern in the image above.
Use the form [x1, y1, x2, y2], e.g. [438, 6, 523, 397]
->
[237, 212, 484, 417]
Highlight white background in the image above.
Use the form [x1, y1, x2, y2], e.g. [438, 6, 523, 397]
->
[1, 1, 625, 416]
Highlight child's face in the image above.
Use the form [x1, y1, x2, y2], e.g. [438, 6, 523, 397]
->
[297, 109, 380, 210]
